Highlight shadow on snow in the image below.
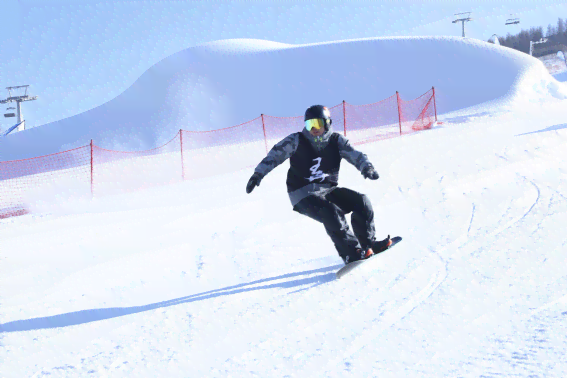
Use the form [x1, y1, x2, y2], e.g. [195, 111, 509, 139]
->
[441, 111, 492, 125]
[516, 123, 567, 136]
[0, 265, 341, 333]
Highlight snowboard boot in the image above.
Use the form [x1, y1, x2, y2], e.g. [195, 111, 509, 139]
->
[343, 247, 374, 264]
[371, 235, 392, 254]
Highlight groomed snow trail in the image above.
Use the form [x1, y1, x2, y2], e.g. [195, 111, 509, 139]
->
[2, 101, 567, 377]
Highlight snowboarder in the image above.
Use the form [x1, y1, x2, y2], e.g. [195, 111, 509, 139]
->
[246, 105, 392, 264]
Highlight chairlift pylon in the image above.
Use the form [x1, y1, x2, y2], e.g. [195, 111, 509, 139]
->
[1, 85, 37, 129]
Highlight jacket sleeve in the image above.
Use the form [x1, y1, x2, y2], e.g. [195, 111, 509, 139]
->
[254, 133, 299, 177]
[337, 134, 372, 172]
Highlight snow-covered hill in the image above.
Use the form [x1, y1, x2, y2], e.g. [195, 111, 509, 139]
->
[1, 37, 565, 161]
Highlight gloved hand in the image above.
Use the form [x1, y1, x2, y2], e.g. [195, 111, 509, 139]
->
[246, 172, 263, 193]
[362, 164, 379, 180]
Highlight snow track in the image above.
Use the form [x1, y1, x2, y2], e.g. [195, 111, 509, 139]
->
[2, 101, 567, 377]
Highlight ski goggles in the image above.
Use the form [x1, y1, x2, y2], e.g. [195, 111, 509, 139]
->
[305, 118, 326, 131]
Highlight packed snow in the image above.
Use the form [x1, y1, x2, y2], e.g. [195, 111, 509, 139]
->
[1, 37, 567, 377]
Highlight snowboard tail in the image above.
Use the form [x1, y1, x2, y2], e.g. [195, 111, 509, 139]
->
[336, 236, 402, 279]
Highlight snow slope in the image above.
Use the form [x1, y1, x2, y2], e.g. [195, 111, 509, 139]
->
[1, 36, 565, 161]
[1, 37, 567, 377]
[2, 99, 567, 377]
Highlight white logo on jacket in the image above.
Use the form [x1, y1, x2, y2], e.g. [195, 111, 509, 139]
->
[306, 157, 329, 182]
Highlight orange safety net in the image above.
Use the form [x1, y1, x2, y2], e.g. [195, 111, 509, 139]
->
[92, 133, 182, 196]
[399, 88, 436, 134]
[181, 117, 266, 180]
[0, 88, 437, 219]
[0, 146, 91, 219]
[344, 94, 401, 146]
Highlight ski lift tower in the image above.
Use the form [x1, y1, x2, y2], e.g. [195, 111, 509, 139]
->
[0, 85, 38, 132]
[530, 38, 548, 56]
[452, 12, 472, 38]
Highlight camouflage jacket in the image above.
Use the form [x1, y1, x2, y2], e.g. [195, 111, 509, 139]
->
[254, 127, 373, 206]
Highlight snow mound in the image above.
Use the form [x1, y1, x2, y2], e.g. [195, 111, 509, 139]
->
[0, 36, 562, 161]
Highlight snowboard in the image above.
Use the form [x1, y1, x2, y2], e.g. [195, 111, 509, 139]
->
[336, 236, 402, 279]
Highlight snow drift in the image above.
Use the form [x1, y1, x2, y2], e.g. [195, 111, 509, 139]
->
[0, 36, 565, 161]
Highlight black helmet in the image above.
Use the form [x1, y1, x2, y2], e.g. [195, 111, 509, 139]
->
[304, 105, 332, 128]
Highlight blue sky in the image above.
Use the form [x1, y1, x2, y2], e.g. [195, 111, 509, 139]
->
[1, 0, 566, 132]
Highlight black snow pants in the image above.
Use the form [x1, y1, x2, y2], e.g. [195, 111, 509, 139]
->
[293, 187, 376, 261]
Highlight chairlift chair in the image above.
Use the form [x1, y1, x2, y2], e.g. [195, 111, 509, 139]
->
[4, 106, 15, 117]
[506, 14, 520, 25]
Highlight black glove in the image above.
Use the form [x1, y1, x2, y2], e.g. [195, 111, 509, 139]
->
[362, 164, 379, 180]
[246, 172, 263, 193]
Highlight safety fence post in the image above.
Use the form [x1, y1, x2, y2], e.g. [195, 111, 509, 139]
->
[90, 139, 94, 198]
[342, 100, 347, 137]
[261, 114, 268, 154]
[396, 91, 402, 135]
[180, 129, 185, 180]
[432, 86, 438, 122]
